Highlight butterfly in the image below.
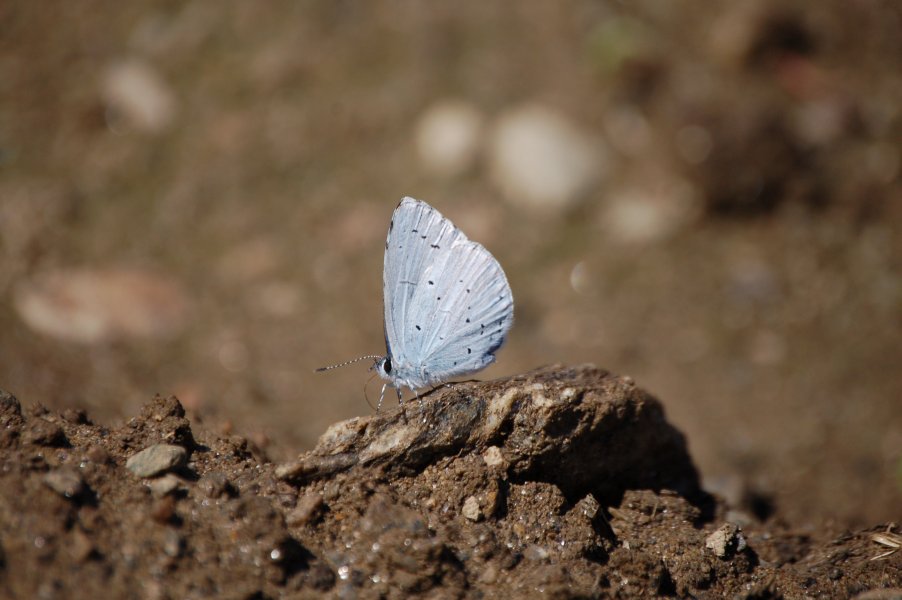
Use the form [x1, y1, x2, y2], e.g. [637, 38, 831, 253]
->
[318, 197, 514, 410]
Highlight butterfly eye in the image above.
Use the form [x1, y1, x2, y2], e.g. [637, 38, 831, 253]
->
[383, 357, 392, 374]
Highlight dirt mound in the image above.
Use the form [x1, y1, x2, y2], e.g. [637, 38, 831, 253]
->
[0, 367, 899, 598]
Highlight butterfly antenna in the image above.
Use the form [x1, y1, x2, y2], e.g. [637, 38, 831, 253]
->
[315, 355, 382, 373]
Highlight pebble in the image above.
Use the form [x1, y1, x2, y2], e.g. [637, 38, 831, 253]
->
[126, 444, 187, 478]
[462, 496, 482, 522]
[43, 468, 86, 499]
[286, 492, 324, 527]
[706, 523, 747, 558]
[102, 58, 176, 133]
[149, 474, 182, 498]
[415, 100, 484, 178]
[13, 268, 189, 344]
[602, 179, 698, 244]
[576, 494, 600, 521]
[482, 446, 506, 469]
[489, 104, 605, 212]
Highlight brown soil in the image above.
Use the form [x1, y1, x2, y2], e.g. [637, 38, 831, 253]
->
[2, 367, 899, 599]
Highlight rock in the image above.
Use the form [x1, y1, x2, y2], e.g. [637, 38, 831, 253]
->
[482, 446, 506, 469]
[705, 523, 747, 559]
[12, 268, 189, 344]
[102, 58, 176, 133]
[278, 365, 701, 507]
[286, 492, 325, 527]
[415, 100, 484, 178]
[601, 176, 700, 245]
[149, 474, 182, 498]
[43, 468, 86, 499]
[575, 494, 600, 521]
[126, 444, 187, 478]
[462, 496, 482, 522]
[489, 105, 606, 212]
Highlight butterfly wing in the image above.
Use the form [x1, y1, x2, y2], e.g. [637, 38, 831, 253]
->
[383, 197, 513, 388]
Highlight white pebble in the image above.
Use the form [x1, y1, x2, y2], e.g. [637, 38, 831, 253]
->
[489, 104, 606, 212]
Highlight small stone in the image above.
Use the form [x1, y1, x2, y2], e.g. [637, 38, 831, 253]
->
[198, 471, 234, 499]
[483, 484, 502, 519]
[489, 104, 606, 212]
[576, 494, 600, 521]
[275, 461, 304, 481]
[415, 100, 484, 178]
[706, 523, 747, 559]
[13, 268, 189, 344]
[286, 492, 324, 527]
[102, 58, 176, 133]
[24, 420, 67, 447]
[462, 496, 482, 522]
[482, 446, 506, 469]
[149, 474, 181, 498]
[43, 468, 85, 499]
[126, 444, 187, 478]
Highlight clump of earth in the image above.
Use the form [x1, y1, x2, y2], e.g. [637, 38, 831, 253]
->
[1, 365, 898, 598]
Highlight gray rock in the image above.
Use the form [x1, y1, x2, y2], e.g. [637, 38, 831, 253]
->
[126, 443, 187, 478]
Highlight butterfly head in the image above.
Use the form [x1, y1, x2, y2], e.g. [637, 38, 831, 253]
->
[373, 355, 392, 380]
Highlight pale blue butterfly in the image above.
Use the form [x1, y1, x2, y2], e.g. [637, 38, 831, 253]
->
[318, 197, 514, 410]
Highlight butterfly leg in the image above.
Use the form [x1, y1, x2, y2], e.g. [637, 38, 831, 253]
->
[377, 383, 387, 413]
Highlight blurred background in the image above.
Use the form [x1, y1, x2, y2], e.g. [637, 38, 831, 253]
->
[1, 1, 899, 528]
